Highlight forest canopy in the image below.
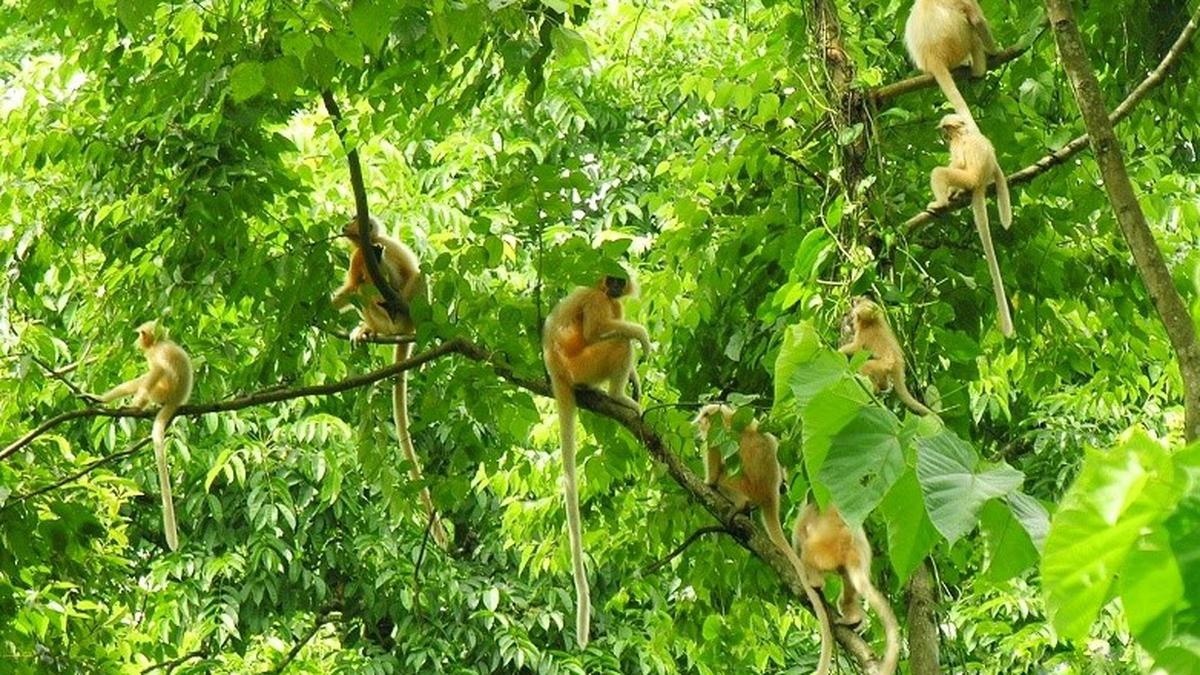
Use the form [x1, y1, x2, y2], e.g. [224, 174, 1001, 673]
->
[2, 0, 1199, 673]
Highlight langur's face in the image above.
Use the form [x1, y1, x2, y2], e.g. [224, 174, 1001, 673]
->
[341, 218, 361, 240]
[938, 114, 966, 141]
[603, 275, 628, 298]
[136, 322, 157, 350]
[853, 297, 881, 322]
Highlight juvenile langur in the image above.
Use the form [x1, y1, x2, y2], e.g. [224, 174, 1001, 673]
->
[840, 297, 932, 416]
[331, 215, 447, 548]
[543, 274, 650, 649]
[88, 321, 193, 551]
[694, 405, 833, 675]
[929, 113, 1014, 337]
[905, 0, 1001, 125]
[793, 504, 900, 675]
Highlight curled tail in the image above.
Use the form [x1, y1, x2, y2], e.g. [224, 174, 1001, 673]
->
[994, 168, 1012, 229]
[973, 189, 1014, 338]
[152, 404, 180, 551]
[765, 506, 832, 675]
[393, 343, 447, 548]
[929, 63, 976, 128]
[892, 369, 932, 416]
[553, 377, 590, 649]
[849, 567, 901, 675]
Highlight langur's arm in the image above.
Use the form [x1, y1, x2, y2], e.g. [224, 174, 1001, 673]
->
[962, 1, 999, 51]
[96, 376, 145, 403]
[581, 302, 650, 351]
[331, 250, 364, 309]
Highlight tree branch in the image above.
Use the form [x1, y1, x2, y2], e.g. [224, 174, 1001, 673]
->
[905, 6, 1199, 231]
[1, 438, 151, 511]
[2, 339, 467, 461]
[870, 36, 1039, 104]
[1044, 0, 1200, 441]
[320, 90, 408, 317]
[641, 525, 731, 575]
[268, 610, 336, 674]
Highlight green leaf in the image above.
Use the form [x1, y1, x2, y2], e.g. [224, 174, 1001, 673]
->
[349, 0, 393, 54]
[229, 62, 266, 102]
[821, 407, 905, 525]
[879, 470, 938, 583]
[916, 429, 1023, 544]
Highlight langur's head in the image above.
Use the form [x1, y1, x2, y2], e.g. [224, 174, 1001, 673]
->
[135, 321, 159, 350]
[850, 296, 883, 324]
[938, 114, 969, 140]
[693, 403, 734, 436]
[601, 274, 636, 299]
[342, 215, 381, 240]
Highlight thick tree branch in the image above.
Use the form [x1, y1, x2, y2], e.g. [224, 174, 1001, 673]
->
[320, 90, 408, 317]
[871, 38, 1038, 104]
[906, 561, 942, 675]
[1045, 0, 1200, 441]
[905, 6, 1199, 231]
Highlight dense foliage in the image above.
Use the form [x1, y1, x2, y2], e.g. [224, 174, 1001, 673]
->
[2, 0, 1199, 672]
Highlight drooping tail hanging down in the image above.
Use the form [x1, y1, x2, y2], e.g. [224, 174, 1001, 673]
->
[552, 377, 591, 648]
[152, 404, 180, 551]
[971, 191, 1014, 337]
[762, 503, 833, 675]
[393, 342, 447, 548]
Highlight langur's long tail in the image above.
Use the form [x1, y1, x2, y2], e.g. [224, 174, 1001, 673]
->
[552, 376, 591, 649]
[972, 190, 1015, 337]
[394, 342, 447, 548]
[995, 168, 1012, 229]
[893, 369, 932, 416]
[152, 404, 180, 551]
[929, 63, 977, 128]
[848, 566, 901, 675]
[764, 505, 833, 675]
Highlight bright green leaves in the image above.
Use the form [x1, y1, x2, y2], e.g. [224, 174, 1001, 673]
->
[1042, 431, 1200, 670]
[229, 62, 267, 102]
[348, 0, 396, 54]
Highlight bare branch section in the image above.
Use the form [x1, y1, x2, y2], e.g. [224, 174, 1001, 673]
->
[320, 90, 408, 317]
[641, 525, 731, 575]
[1045, 0, 1200, 440]
[871, 39, 1036, 104]
[3, 336, 872, 661]
[2, 438, 151, 511]
[905, 8, 1199, 231]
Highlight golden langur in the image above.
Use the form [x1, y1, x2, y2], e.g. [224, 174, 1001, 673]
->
[905, 0, 1001, 125]
[929, 113, 1014, 337]
[543, 274, 650, 649]
[793, 504, 900, 675]
[331, 215, 447, 548]
[88, 321, 193, 551]
[694, 405, 833, 675]
[840, 297, 933, 416]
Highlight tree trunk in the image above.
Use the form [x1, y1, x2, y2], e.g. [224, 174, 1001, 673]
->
[1045, 0, 1200, 441]
[906, 562, 941, 675]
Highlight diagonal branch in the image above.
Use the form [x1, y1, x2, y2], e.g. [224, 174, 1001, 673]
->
[320, 90, 408, 317]
[905, 6, 1199, 231]
[1, 438, 151, 512]
[641, 525, 731, 575]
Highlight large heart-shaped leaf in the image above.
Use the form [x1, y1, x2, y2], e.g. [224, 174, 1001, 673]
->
[916, 429, 1023, 544]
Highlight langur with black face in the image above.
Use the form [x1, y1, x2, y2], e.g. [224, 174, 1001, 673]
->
[694, 405, 833, 675]
[793, 504, 900, 675]
[929, 113, 1014, 337]
[543, 274, 650, 649]
[840, 297, 933, 416]
[905, 0, 1001, 126]
[331, 215, 448, 547]
[88, 321, 193, 551]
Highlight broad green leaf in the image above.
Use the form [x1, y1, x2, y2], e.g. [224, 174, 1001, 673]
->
[916, 429, 1023, 544]
[821, 407, 905, 525]
[879, 470, 938, 583]
[229, 62, 266, 102]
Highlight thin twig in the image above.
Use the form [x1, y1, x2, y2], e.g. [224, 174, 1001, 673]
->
[267, 610, 335, 675]
[641, 525, 731, 575]
[1, 438, 151, 511]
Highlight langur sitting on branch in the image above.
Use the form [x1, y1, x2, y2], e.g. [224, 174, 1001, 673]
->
[87, 320, 192, 551]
